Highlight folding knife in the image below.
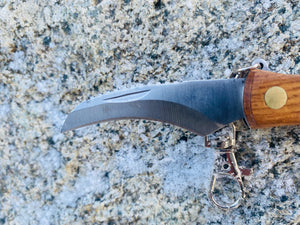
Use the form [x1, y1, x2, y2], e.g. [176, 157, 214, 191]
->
[61, 59, 300, 209]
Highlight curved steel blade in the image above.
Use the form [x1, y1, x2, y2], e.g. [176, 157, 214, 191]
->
[62, 79, 245, 136]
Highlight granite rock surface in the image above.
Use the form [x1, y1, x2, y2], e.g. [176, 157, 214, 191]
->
[0, 0, 299, 224]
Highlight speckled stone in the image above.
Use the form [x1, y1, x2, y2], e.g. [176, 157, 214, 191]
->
[0, 0, 299, 224]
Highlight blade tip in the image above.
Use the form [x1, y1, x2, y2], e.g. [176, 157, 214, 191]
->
[60, 126, 68, 133]
[61, 121, 72, 133]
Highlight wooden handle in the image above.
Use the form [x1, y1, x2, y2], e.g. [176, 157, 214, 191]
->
[243, 69, 300, 128]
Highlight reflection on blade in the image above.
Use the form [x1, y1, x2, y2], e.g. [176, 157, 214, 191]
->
[103, 89, 150, 102]
[62, 79, 245, 136]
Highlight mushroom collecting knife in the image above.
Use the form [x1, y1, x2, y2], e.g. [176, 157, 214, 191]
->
[61, 59, 300, 209]
[62, 59, 300, 134]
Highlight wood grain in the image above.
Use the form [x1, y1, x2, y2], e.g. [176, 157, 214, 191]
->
[243, 69, 300, 128]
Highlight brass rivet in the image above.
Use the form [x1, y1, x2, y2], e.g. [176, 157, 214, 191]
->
[264, 86, 287, 109]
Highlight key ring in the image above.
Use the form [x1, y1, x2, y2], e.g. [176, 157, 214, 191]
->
[205, 124, 252, 210]
[209, 172, 243, 209]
